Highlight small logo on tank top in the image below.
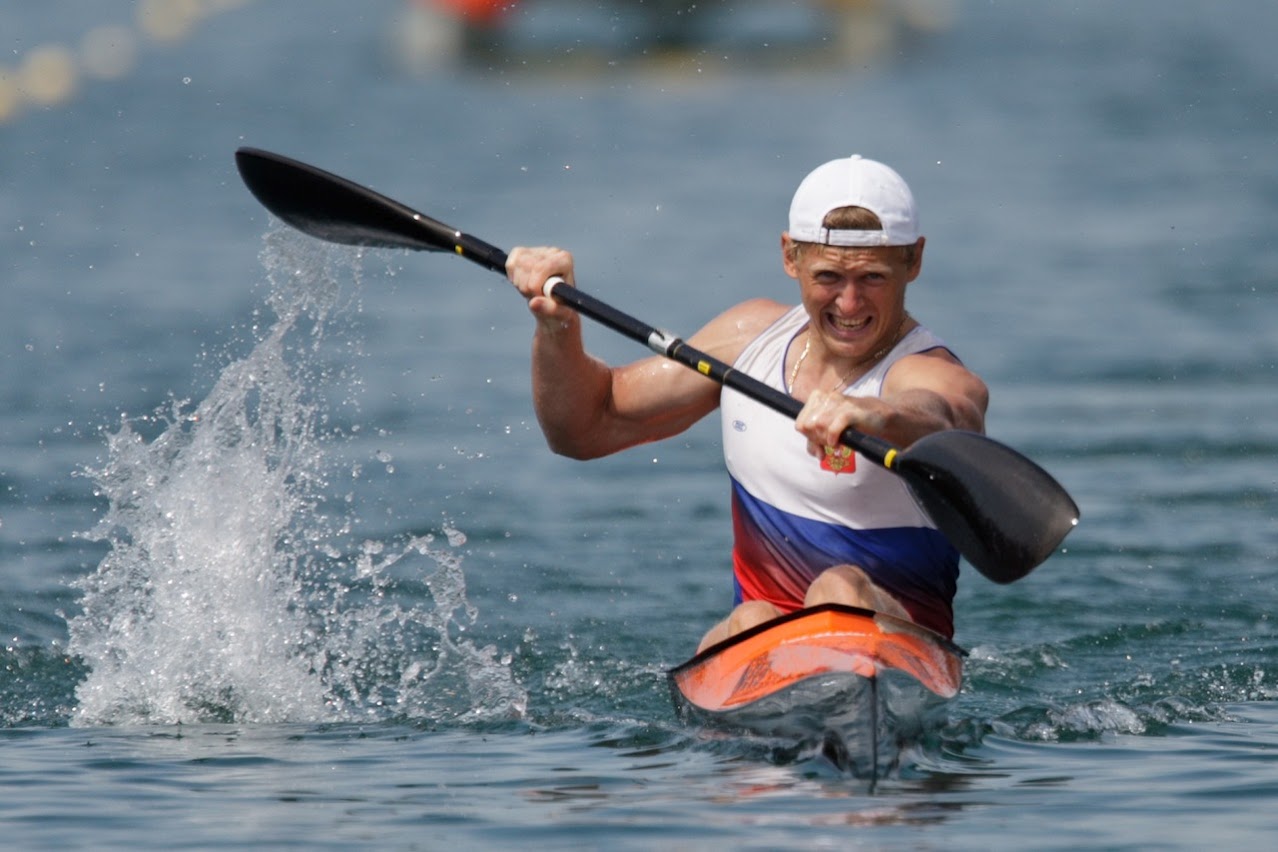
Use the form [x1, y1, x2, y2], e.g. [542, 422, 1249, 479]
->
[732, 420, 747, 432]
[821, 445, 856, 474]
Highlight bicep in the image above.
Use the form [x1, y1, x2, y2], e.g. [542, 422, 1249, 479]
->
[607, 355, 721, 442]
[604, 298, 787, 447]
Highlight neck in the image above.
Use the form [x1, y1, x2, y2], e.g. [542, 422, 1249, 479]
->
[790, 312, 912, 394]
[855, 312, 911, 369]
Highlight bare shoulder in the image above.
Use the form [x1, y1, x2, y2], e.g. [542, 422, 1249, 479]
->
[890, 347, 988, 394]
[886, 348, 990, 428]
[687, 298, 790, 362]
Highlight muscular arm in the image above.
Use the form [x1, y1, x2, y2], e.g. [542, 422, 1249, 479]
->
[528, 319, 719, 459]
[508, 246, 787, 460]
[879, 351, 989, 441]
[797, 349, 989, 454]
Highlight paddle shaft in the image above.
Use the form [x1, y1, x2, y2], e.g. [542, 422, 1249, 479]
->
[452, 237, 899, 468]
[229, 144, 902, 467]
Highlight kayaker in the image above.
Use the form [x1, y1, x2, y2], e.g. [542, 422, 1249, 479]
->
[505, 155, 988, 651]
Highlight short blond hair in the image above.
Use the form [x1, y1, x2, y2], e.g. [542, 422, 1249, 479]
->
[787, 206, 919, 266]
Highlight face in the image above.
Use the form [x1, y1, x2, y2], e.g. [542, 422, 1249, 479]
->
[781, 235, 925, 361]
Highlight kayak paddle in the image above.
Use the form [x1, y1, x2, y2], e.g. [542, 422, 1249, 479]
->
[233, 147, 1079, 584]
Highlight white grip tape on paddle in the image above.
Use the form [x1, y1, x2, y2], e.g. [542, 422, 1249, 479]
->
[542, 276, 566, 298]
[647, 328, 680, 356]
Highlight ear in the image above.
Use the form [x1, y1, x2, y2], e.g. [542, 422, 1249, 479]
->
[781, 233, 800, 279]
[905, 237, 926, 283]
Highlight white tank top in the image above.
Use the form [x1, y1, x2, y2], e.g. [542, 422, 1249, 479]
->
[719, 304, 960, 637]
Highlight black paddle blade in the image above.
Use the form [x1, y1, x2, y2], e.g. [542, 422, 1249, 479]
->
[896, 430, 1079, 584]
[235, 147, 455, 253]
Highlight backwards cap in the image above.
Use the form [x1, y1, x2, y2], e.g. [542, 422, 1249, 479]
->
[787, 155, 919, 247]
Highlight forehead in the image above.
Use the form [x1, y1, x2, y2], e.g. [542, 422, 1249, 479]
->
[799, 244, 903, 270]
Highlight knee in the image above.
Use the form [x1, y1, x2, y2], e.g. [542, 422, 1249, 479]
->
[804, 564, 876, 609]
[696, 600, 782, 653]
[804, 565, 911, 620]
[696, 619, 730, 653]
[727, 600, 781, 636]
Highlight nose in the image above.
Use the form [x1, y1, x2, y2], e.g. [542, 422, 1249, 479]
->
[832, 282, 862, 313]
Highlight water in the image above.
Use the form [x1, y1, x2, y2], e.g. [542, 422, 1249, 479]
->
[4, 0, 1278, 847]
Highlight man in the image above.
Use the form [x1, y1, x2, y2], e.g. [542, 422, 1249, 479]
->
[505, 155, 988, 652]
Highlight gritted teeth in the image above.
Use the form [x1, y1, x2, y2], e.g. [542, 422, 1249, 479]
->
[831, 316, 871, 331]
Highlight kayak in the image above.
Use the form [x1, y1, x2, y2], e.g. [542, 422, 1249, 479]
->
[667, 604, 965, 776]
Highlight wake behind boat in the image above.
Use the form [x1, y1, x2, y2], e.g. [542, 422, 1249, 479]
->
[667, 604, 965, 777]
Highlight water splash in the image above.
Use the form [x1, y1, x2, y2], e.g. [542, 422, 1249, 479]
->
[67, 227, 526, 727]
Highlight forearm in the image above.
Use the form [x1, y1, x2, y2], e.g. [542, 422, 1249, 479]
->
[529, 316, 616, 459]
[798, 381, 987, 456]
[507, 245, 614, 457]
[506, 247, 727, 459]
[877, 388, 985, 446]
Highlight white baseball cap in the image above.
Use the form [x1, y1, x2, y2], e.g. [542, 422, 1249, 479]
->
[787, 155, 919, 247]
